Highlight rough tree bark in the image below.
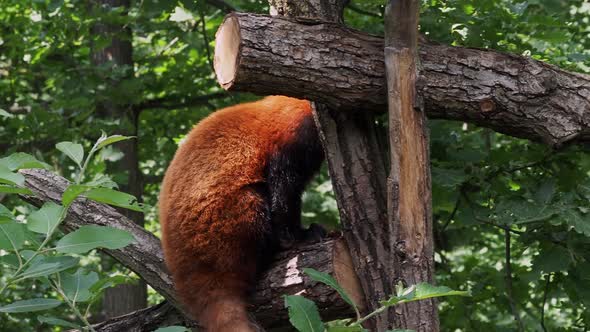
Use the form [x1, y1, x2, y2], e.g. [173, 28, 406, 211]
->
[214, 13, 590, 147]
[19, 169, 363, 330]
[90, 0, 147, 317]
[385, 1, 438, 330]
[247, 0, 396, 329]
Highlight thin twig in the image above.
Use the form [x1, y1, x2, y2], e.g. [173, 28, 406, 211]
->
[199, 10, 214, 71]
[505, 230, 525, 332]
[475, 217, 524, 235]
[441, 194, 461, 231]
[486, 156, 551, 181]
[540, 274, 551, 332]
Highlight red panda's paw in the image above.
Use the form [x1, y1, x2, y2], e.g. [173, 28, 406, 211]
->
[278, 226, 297, 250]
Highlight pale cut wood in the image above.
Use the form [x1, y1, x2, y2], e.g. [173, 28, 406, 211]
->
[385, 1, 438, 330]
[214, 12, 590, 147]
[19, 169, 362, 329]
[214, 15, 241, 90]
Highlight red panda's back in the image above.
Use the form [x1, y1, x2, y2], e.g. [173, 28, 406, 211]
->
[158, 96, 314, 331]
[159, 95, 312, 229]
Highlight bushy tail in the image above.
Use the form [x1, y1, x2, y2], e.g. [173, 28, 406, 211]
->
[174, 270, 263, 332]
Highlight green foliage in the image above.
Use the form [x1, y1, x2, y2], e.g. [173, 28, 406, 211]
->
[0, 135, 141, 330]
[54, 225, 135, 254]
[285, 295, 326, 332]
[153, 326, 191, 332]
[0, 299, 62, 313]
[55, 142, 84, 168]
[286, 269, 469, 331]
[27, 202, 65, 236]
[304, 267, 361, 320]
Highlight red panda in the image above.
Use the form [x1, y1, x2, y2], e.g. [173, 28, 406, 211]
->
[159, 96, 324, 331]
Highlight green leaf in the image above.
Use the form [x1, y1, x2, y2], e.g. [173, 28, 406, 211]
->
[89, 275, 132, 294]
[0, 185, 33, 195]
[84, 187, 144, 212]
[19, 256, 79, 280]
[535, 179, 556, 204]
[55, 142, 84, 167]
[0, 109, 14, 118]
[303, 268, 359, 317]
[0, 299, 62, 313]
[27, 202, 65, 235]
[0, 221, 26, 250]
[562, 209, 590, 236]
[153, 327, 191, 332]
[284, 295, 325, 332]
[0, 153, 51, 171]
[432, 167, 467, 188]
[54, 225, 135, 254]
[381, 283, 470, 307]
[0, 254, 20, 268]
[85, 174, 118, 189]
[325, 320, 366, 332]
[38, 315, 80, 329]
[61, 184, 92, 207]
[0, 165, 25, 186]
[532, 245, 571, 275]
[0, 204, 14, 224]
[60, 269, 99, 302]
[95, 133, 134, 151]
[169, 6, 195, 22]
[327, 327, 366, 332]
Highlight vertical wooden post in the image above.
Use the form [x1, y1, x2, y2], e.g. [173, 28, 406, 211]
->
[385, 1, 439, 331]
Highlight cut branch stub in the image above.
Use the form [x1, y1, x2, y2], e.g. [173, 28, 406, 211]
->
[214, 15, 241, 90]
[213, 12, 590, 147]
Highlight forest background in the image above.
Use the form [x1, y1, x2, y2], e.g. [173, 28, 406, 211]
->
[1, 0, 589, 331]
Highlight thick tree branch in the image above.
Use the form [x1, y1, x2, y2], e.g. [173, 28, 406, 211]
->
[19, 169, 361, 329]
[88, 302, 190, 332]
[213, 13, 590, 147]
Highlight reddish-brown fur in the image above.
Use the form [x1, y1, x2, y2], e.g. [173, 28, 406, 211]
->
[159, 96, 314, 331]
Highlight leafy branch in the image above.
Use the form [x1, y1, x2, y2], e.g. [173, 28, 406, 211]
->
[284, 268, 470, 332]
[0, 133, 144, 330]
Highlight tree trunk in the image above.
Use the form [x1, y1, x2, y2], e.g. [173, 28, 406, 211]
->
[313, 104, 391, 329]
[20, 169, 364, 329]
[254, 1, 401, 329]
[89, 0, 147, 318]
[213, 12, 590, 147]
[385, 1, 438, 330]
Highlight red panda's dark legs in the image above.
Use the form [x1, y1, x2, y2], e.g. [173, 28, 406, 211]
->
[266, 113, 325, 250]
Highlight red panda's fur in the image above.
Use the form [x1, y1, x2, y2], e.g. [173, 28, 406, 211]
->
[159, 96, 323, 331]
